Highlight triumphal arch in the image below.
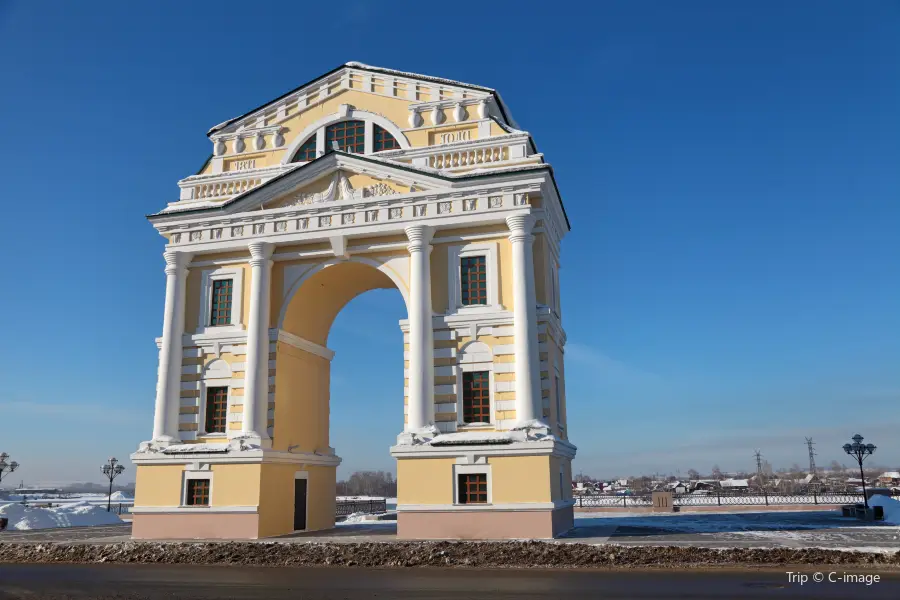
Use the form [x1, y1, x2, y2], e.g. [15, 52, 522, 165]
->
[131, 63, 575, 540]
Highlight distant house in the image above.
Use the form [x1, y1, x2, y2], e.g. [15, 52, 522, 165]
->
[877, 471, 900, 486]
[720, 478, 749, 491]
[666, 481, 689, 494]
[691, 480, 719, 492]
[793, 473, 822, 491]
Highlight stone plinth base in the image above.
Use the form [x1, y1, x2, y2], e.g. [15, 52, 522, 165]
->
[131, 512, 261, 540]
[398, 504, 574, 540]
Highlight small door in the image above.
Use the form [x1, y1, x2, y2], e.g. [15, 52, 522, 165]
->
[293, 478, 308, 531]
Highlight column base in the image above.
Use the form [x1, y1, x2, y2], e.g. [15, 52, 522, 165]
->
[132, 511, 262, 540]
[397, 504, 574, 540]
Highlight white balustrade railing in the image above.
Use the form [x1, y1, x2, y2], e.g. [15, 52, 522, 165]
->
[428, 146, 507, 169]
[194, 176, 264, 199]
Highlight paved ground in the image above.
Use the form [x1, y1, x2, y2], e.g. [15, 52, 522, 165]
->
[2, 510, 898, 551]
[0, 564, 898, 599]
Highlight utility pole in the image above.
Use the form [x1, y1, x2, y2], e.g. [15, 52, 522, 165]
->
[754, 449, 765, 488]
[805, 437, 817, 475]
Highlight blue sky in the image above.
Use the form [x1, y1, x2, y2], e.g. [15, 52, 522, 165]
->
[1, 1, 898, 484]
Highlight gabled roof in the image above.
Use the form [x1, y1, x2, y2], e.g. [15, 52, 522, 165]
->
[207, 62, 518, 138]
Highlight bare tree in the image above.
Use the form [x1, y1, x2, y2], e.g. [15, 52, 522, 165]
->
[687, 469, 700, 480]
[711, 465, 723, 480]
[336, 471, 396, 497]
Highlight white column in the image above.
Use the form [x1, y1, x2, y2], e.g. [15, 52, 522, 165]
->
[152, 250, 192, 442]
[404, 224, 435, 431]
[242, 241, 275, 443]
[507, 215, 543, 426]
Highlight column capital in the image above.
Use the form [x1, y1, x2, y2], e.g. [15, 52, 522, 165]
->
[404, 224, 434, 252]
[506, 214, 536, 243]
[248, 241, 275, 265]
[163, 250, 193, 275]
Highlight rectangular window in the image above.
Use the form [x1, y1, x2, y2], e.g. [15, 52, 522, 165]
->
[210, 279, 233, 326]
[204, 387, 228, 433]
[462, 371, 490, 424]
[460, 256, 487, 305]
[457, 473, 488, 504]
[186, 478, 210, 506]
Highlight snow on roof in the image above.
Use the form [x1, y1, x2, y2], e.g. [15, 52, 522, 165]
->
[880, 471, 900, 479]
[720, 479, 749, 487]
[162, 443, 230, 455]
[429, 431, 513, 446]
[345, 62, 494, 92]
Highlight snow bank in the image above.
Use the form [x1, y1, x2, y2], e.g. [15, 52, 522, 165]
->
[0, 501, 123, 530]
[869, 495, 900, 524]
[108, 491, 132, 501]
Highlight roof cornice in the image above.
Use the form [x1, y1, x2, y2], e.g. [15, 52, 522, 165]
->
[206, 62, 516, 139]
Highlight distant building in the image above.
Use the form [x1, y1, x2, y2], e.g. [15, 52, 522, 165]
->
[719, 478, 749, 491]
[877, 472, 900, 486]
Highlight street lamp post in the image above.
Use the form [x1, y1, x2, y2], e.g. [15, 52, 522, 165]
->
[843, 434, 876, 509]
[0, 453, 19, 483]
[101, 457, 125, 513]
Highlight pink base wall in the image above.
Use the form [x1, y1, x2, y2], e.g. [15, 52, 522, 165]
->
[398, 506, 574, 540]
[131, 513, 260, 540]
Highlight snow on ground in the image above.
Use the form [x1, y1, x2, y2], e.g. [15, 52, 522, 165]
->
[870, 495, 900, 524]
[337, 512, 396, 526]
[0, 502, 122, 530]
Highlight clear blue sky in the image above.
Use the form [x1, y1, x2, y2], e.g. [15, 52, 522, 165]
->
[1, 1, 898, 485]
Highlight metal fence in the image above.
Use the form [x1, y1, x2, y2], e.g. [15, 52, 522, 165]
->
[335, 499, 387, 516]
[576, 491, 900, 508]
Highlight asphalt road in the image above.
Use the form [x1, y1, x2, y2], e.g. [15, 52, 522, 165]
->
[1, 565, 898, 599]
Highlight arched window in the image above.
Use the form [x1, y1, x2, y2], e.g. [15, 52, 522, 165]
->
[325, 120, 365, 154]
[373, 124, 400, 152]
[291, 137, 317, 163]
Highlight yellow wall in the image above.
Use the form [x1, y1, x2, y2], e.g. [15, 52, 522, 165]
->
[490, 456, 552, 504]
[211, 464, 261, 506]
[134, 465, 184, 506]
[397, 457, 455, 504]
[280, 260, 398, 345]
[273, 342, 330, 452]
[256, 464, 336, 537]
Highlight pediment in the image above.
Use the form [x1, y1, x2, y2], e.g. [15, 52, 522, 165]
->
[209, 62, 498, 139]
[267, 169, 419, 209]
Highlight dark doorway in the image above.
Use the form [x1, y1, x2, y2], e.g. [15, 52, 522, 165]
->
[293, 478, 307, 531]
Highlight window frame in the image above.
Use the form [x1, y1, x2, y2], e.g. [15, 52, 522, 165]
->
[461, 370, 491, 424]
[182, 470, 213, 507]
[198, 267, 244, 334]
[324, 119, 366, 154]
[372, 123, 401, 152]
[453, 464, 491, 506]
[447, 242, 500, 314]
[460, 255, 488, 307]
[291, 136, 319, 163]
[198, 359, 233, 439]
[456, 342, 494, 428]
[203, 386, 229, 434]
